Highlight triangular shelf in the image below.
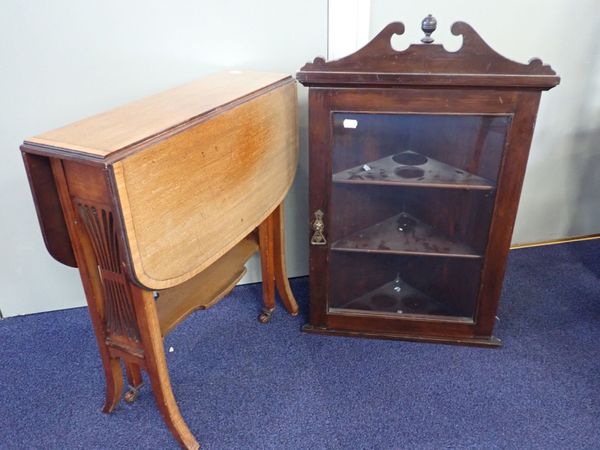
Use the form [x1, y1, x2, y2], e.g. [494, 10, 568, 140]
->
[331, 211, 481, 258]
[336, 276, 449, 316]
[333, 150, 494, 190]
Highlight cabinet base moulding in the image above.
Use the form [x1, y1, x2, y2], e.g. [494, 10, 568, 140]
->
[301, 324, 502, 348]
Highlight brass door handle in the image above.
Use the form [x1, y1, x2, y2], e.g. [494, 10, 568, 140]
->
[311, 209, 326, 245]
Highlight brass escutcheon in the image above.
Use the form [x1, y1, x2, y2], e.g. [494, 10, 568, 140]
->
[311, 209, 327, 245]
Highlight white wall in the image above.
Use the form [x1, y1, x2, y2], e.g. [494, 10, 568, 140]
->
[3, 0, 598, 317]
[0, 0, 326, 317]
[332, 0, 600, 244]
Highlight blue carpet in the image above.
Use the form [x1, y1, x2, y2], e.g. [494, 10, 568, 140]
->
[1, 240, 600, 449]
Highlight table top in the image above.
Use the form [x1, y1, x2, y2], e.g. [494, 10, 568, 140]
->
[25, 70, 291, 159]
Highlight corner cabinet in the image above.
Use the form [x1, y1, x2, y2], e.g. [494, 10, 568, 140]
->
[297, 16, 559, 347]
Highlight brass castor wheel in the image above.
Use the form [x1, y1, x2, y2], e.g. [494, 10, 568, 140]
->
[258, 308, 273, 324]
[124, 385, 141, 404]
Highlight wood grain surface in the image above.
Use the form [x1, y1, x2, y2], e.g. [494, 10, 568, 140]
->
[26, 71, 290, 158]
[112, 81, 298, 289]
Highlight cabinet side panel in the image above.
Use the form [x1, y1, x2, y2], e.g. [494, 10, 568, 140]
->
[475, 91, 542, 335]
[113, 81, 298, 289]
[21, 151, 77, 267]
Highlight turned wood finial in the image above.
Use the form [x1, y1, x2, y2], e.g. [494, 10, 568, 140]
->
[421, 14, 437, 43]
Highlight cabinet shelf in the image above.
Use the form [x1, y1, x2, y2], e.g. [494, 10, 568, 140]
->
[334, 276, 450, 317]
[331, 212, 481, 258]
[332, 150, 495, 190]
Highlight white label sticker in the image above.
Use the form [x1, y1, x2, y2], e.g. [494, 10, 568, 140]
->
[343, 119, 358, 129]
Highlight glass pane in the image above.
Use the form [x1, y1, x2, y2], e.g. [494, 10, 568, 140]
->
[328, 113, 511, 320]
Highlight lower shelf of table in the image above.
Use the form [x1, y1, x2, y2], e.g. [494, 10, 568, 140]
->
[302, 324, 502, 348]
[156, 235, 258, 336]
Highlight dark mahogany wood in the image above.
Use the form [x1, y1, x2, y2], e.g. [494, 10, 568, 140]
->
[297, 21, 559, 89]
[298, 17, 559, 347]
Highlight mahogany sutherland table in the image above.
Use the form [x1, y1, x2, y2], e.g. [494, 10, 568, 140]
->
[297, 16, 559, 347]
[21, 71, 299, 449]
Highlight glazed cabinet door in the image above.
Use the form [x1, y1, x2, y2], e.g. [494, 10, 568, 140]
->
[308, 87, 523, 339]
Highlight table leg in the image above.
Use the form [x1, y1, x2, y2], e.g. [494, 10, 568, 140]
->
[258, 213, 276, 323]
[50, 158, 124, 413]
[272, 204, 299, 316]
[257, 204, 299, 322]
[131, 287, 200, 450]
